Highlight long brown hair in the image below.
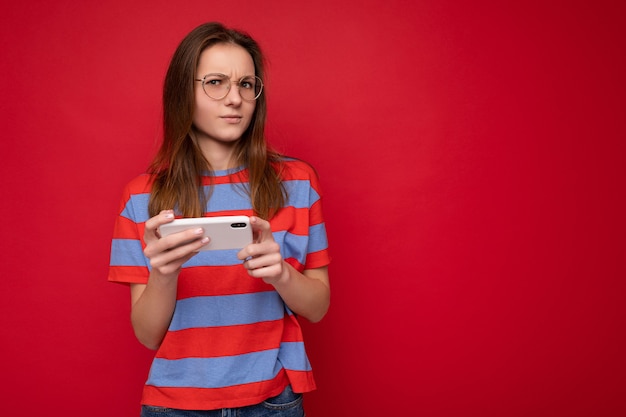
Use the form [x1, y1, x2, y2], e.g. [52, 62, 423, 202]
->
[147, 22, 284, 219]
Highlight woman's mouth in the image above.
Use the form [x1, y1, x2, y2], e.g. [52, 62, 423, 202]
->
[221, 115, 242, 123]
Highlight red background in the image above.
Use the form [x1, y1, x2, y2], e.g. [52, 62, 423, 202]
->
[2, 1, 625, 416]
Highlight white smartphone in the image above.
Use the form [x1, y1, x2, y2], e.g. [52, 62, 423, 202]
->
[159, 216, 252, 251]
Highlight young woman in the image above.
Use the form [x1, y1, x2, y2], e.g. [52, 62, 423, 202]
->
[108, 22, 331, 416]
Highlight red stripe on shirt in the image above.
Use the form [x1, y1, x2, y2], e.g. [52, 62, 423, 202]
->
[176, 266, 272, 299]
[156, 320, 285, 359]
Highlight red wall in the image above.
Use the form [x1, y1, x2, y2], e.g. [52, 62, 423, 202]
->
[2, 1, 625, 416]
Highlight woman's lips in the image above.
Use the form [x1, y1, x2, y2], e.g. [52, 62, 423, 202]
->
[221, 115, 242, 123]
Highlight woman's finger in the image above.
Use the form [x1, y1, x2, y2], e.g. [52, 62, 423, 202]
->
[144, 210, 175, 244]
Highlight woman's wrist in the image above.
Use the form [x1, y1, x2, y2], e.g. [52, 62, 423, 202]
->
[266, 260, 292, 287]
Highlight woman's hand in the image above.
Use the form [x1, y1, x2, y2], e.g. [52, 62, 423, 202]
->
[131, 209, 210, 350]
[237, 216, 330, 322]
[143, 210, 209, 278]
[237, 216, 287, 285]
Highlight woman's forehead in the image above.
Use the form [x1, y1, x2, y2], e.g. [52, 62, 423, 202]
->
[197, 43, 255, 76]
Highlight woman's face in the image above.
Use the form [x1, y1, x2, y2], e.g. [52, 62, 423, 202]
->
[192, 43, 257, 151]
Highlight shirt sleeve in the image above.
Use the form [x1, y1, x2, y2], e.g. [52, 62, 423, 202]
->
[108, 176, 152, 284]
[299, 161, 332, 270]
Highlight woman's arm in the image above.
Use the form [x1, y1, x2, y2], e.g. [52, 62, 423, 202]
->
[130, 210, 209, 350]
[275, 264, 330, 323]
[238, 216, 330, 323]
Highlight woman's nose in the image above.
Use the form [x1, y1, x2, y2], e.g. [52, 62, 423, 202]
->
[223, 82, 243, 105]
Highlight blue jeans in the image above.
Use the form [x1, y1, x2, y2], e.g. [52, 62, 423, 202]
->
[140, 386, 305, 417]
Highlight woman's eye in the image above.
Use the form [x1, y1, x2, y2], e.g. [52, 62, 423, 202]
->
[240, 80, 254, 89]
[207, 79, 222, 86]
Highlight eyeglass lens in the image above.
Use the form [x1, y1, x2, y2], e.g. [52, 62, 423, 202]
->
[201, 74, 262, 100]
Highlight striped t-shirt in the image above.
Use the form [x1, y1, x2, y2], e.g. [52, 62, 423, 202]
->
[108, 159, 330, 410]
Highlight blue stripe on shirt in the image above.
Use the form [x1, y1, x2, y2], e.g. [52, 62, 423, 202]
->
[121, 193, 150, 223]
[169, 291, 285, 330]
[308, 223, 328, 253]
[111, 224, 327, 269]
[147, 349, 282, 388]
[182, 249, 243, 267]
[273, 231, 307, 264]
[110, 239, 147, 267]
[204, 183, 253, 213]
[146, 342, 310, 389]
[277, 341, 312, 372]
[283, 180, 319, 208]
[273, 224, 328, 264]
[120, 179, 318, 224]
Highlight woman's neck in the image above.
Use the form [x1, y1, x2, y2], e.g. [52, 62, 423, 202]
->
[196, 138, 238, 171]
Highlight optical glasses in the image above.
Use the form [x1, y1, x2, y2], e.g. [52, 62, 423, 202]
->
[194, 73, 263, 101]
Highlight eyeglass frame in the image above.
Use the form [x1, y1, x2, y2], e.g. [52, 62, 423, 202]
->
[194, 73, 264, 101]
